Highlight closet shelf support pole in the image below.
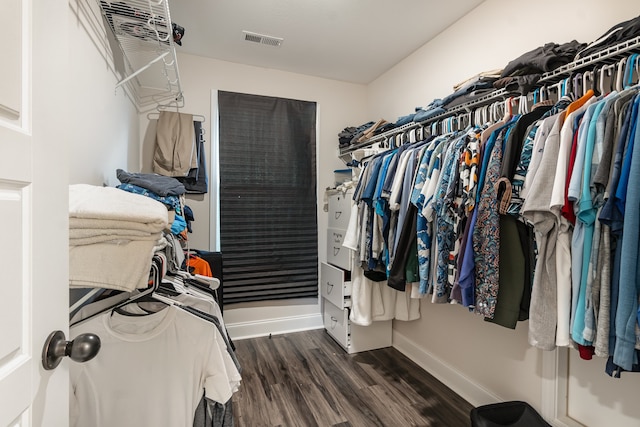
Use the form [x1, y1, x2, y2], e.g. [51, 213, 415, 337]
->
[116, 51, 170, 89]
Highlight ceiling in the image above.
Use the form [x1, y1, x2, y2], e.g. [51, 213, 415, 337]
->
[169, 0, 486, 84]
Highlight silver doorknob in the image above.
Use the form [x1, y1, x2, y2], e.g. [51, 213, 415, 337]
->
[42, 330, 101, 370]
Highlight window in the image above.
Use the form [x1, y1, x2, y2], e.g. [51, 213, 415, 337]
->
[216, 91, 318, 304]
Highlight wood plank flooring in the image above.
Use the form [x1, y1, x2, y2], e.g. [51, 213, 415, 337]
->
[231, 329, 474, 427]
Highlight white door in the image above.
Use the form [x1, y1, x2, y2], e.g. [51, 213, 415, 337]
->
[0, 0, 70, 426]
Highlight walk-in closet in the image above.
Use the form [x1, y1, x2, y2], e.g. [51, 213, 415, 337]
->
[2, 1, 640, 426]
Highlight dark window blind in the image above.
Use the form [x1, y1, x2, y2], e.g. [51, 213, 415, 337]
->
[217, 91, 318, 304]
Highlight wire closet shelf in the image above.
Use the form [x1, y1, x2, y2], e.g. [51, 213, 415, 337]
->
[340, 35, 640, 159]
[97, 0, 183, 109]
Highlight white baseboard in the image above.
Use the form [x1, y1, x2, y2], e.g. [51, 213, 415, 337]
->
[392, 330, 502, 407]
[226, 313, 324, 340]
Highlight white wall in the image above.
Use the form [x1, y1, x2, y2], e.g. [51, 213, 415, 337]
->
[68, 0, 140, 186]
[368, 0, 640, 425]
[139, 52, 369, 331]
[368, 0, 639, 122]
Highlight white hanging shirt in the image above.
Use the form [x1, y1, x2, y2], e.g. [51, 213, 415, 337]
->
[70, 305, 241, 427]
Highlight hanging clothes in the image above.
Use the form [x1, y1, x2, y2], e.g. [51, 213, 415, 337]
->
[473, 119, 517, 318]
[175, 120, 209, 194]
[70, 305, 241, 427]
[153, 111, 198, 177]
[340, 37, 640, 379]
[70, 255, 238, 427]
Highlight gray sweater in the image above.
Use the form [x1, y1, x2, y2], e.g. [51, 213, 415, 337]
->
[522, 114, 563, 350]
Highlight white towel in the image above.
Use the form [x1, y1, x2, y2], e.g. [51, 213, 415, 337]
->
[69, 228, 161, 246]
[68, 184, 169, 291]
[69, 218, 165, 235]
[69, 184, 168, 232]
[69, 239, 159, 292]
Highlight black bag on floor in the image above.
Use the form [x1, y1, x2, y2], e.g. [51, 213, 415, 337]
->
[470, 401, 550, 427]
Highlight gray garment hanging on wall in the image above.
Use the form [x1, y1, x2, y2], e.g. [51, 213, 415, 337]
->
[175, 120, 208, 193]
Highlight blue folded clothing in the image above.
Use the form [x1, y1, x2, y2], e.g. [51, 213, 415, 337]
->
[414, 106, 446, 122]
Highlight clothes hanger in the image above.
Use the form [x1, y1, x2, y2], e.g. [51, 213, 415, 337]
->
[590, 67, 601, 96]
[581, 72, 591, 96]
[172, 252, 222, 297]
[492, 102, 498, 122]
[518, 95, 528, 114]
[69, 259, 164, 324]
[615, 57, 627, 91]
[502, 97, 513, 122]
[430, 121, 437, 136]
[598, 66, 606, 95]
[473, 107, 481, 127]
[408, 128, 417, 143]
[563, 77, 573, 98]
[69, 288, 106, 316]
[552, 80, 563, 99]
[107, 262, 167, 316]
[421, 125, 428, 140]
[572, 72, 583, 99]
[546, 85, 554, 102]
[603, 64, 615, 94]
[147, 99, 205, 122]
[110, 266, 216, 317]
[176, 259, 221, 289]
[479, 100, 505, 144]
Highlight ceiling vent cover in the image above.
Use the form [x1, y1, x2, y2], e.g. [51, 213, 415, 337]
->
[242, 31, 284, 47]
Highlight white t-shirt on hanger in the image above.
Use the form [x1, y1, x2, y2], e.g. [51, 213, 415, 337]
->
[70, 305, 241, 427]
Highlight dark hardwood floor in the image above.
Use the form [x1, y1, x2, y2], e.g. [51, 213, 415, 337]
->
[231, 328, 473, 427]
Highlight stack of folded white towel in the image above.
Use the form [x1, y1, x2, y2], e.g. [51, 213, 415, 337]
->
[69, 184, 169, 292]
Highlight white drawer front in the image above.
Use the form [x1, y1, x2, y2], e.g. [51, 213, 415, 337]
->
[323, 300, 350, 349]
[327, 228, 351, 270]
[321, 262, 351, 309]
[328, 191, 352, 230]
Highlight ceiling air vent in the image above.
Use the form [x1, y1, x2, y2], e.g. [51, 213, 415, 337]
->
[242, 31, 284, 48]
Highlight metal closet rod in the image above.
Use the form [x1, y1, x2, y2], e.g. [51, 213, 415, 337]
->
[340, 36, 640, 156]
[146, 111, 206, 122]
